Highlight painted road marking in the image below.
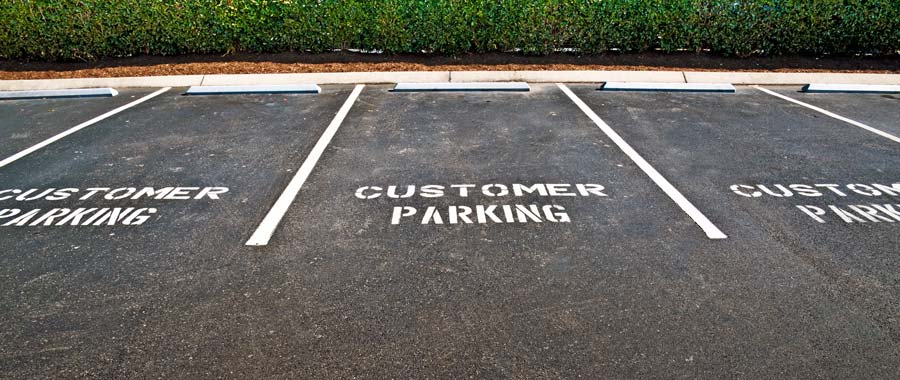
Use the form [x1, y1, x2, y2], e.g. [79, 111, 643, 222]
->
[0, 186, 229, 227]
[356, 183, 608, 226]
[802, 84, 900, 94]
[0, 87, 171, 170]
[558, 83, 728, 240]
[729, 182, 900, 225]
[185, 84, 321, 95]
[392, 82, 530, 92]
[601, 82, 735, 93]
[246, 84, 365, 246]
[0, 88, 118, 100]
[755, 86, 900, 145]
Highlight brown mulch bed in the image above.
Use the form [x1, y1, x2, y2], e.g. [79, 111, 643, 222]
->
[2, 52, 899, 80]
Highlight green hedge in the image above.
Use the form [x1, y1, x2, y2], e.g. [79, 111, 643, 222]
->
[2, 0, 899, 61]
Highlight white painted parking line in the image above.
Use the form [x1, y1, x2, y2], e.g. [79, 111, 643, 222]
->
[802, 83, 900, 94]
[185, 84, 321, 95]
[601, 82, 735, 93]
[0, 88, 118, 100]
[246, 84, 365, 246]
[755, 86, 900, 145]
[558, 83, 728, 240]
[0, 87, 171, 170]
[393, 82, 530, 92]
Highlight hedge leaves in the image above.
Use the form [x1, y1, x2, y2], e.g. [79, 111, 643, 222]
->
[2, 0, 898, 61]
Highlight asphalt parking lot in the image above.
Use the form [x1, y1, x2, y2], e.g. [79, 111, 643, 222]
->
[2, 83, 899, 379]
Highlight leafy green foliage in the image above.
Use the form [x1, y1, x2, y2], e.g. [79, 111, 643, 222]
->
[1, 0, 898, 61]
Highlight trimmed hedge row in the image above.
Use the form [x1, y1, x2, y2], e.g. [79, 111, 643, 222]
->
[2, 0, 899, 61]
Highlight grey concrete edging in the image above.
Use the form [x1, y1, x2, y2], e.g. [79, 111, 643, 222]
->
[200, 71, 449, 86]
[683, 72, 900, 85]
[802, 83, 900, 94]
[2, 71, 900, 90]
[448, 70, 685, 83]
[393, 82, 530, 92]
[600, 82, 735, 93]
[0, 75, 204, 91]
[185, 84, 322, 95]
[0, 88, 119, 100]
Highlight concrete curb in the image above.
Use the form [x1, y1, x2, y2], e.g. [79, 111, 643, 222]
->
[201, 71, 449, 86]
[449, 70, 686, 83]
[0, 75, 204, 91]
[2, 71, 900, 90]
[683, 72, 900, 85]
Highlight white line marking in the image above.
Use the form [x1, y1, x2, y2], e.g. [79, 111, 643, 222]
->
[755, 86, 900, 144]
[0, 87, 171, 170]
[558, 83, 728, 240]
[246, 84, 365, 246]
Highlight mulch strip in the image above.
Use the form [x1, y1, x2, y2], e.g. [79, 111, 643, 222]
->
[2, 52, 899, 80]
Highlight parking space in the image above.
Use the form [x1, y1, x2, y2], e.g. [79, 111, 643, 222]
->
[272, 83, 709, 245]
[0, 89, 157, 159]
[573, 84, 900, 372]
[242, 84, 754, 376]
[225, 84, 896, 378]
[2, 82, 900, 378]
[770, 87, 900, 137]
[572, 85, 900, 235]
[0, 86, 354, 376]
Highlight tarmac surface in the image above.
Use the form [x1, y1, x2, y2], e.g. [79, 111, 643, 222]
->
[1, 84, 899, 379]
